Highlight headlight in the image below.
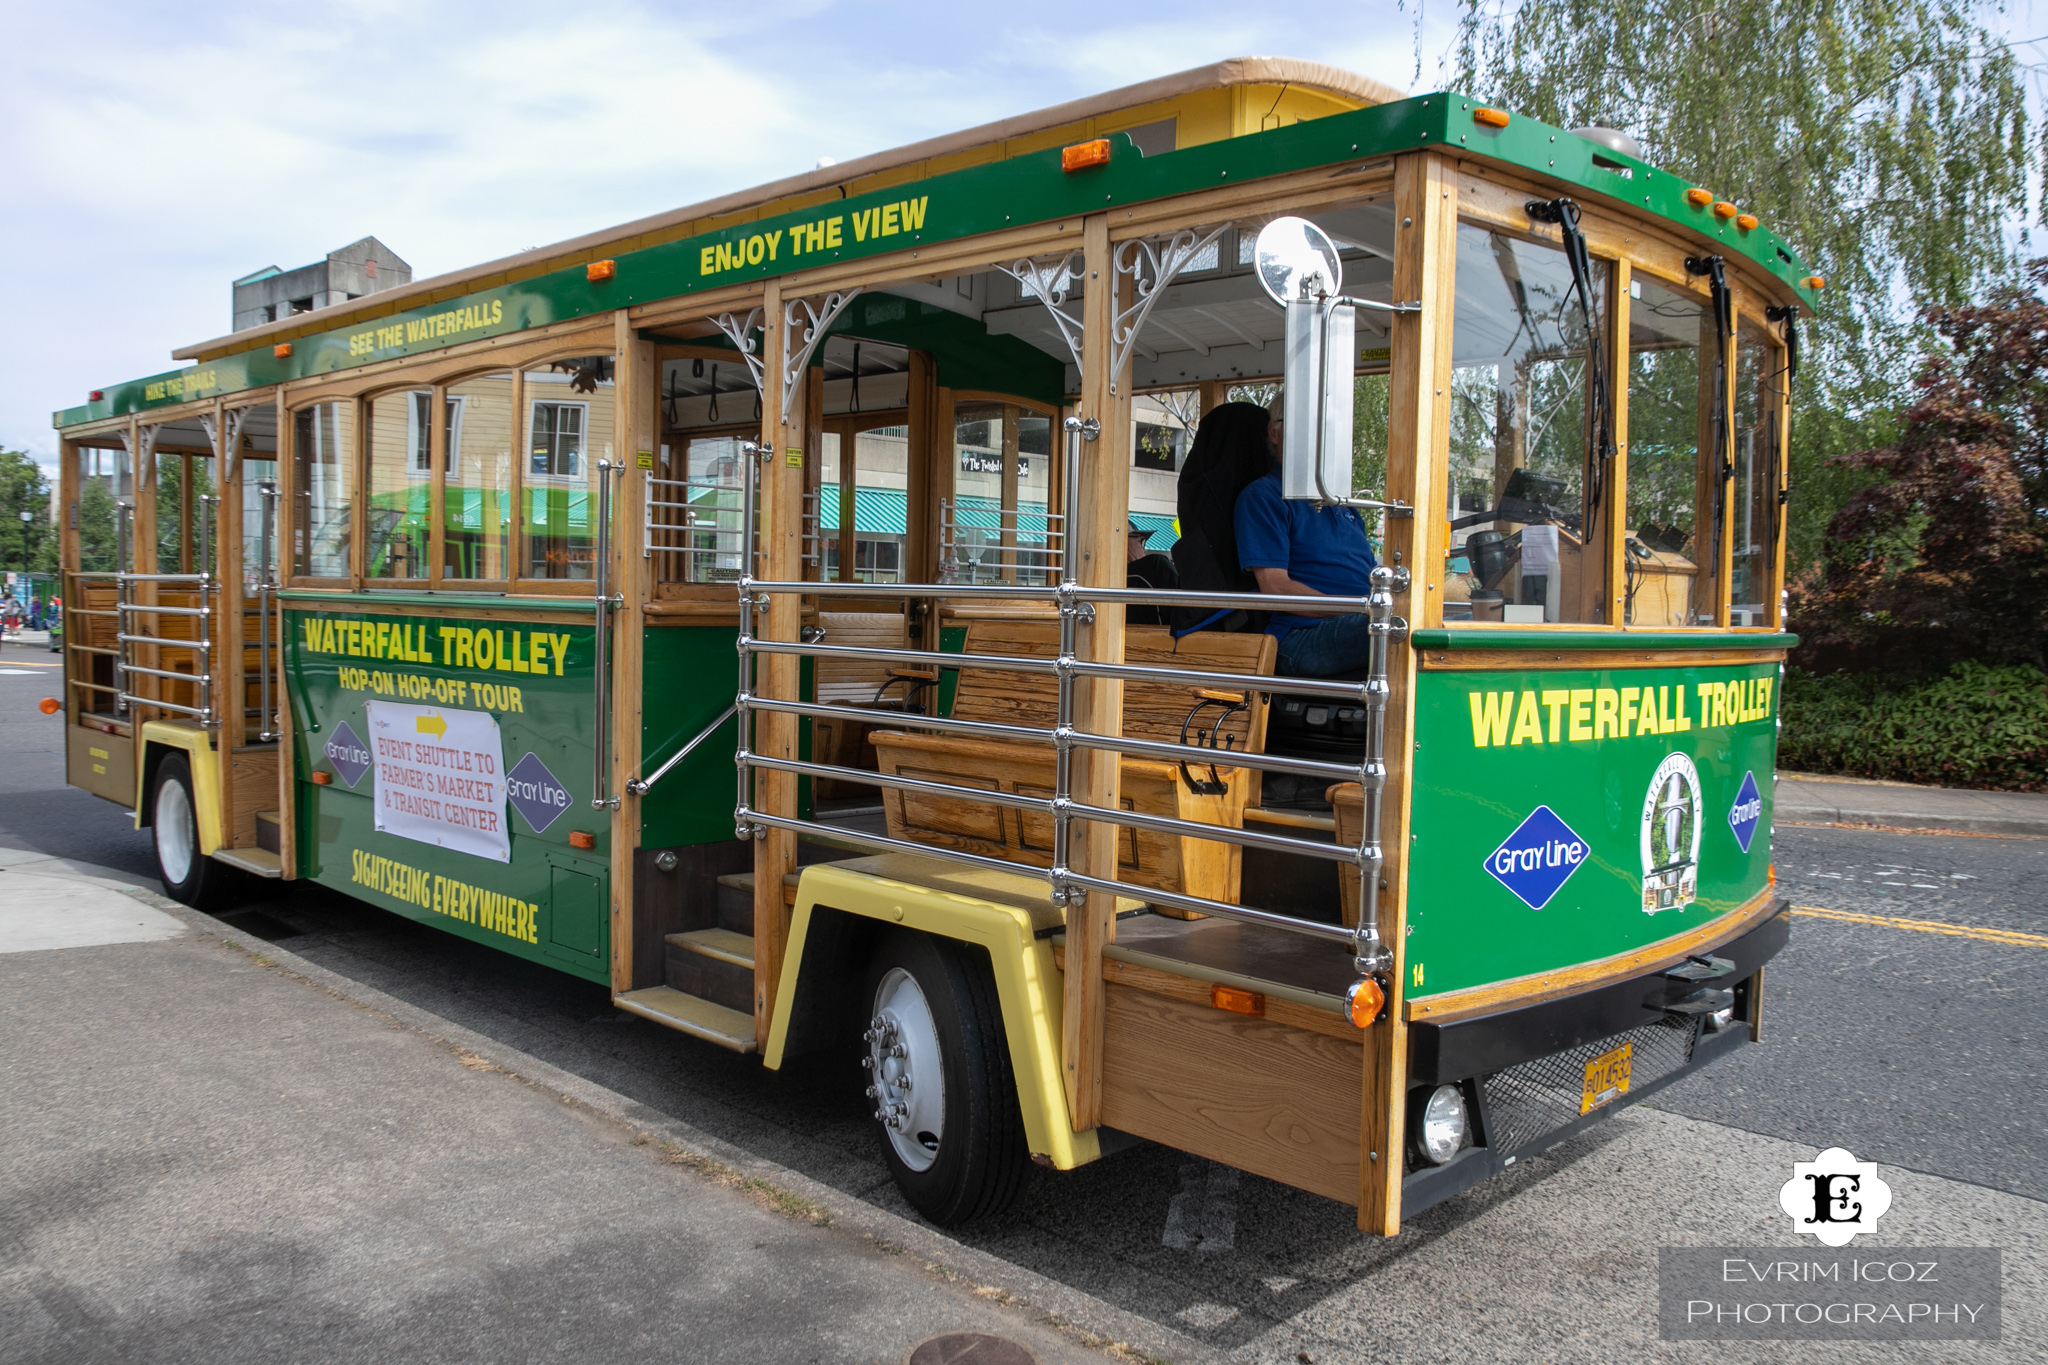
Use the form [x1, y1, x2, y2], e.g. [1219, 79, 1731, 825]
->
[1707, 1005, 1736, 1032]
[1418, 1084, 1468, 1165]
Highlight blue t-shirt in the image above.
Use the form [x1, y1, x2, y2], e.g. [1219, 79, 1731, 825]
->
[1233, 470, 1379, 637]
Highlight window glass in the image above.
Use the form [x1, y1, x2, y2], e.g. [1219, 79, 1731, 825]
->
[155, 453, 207, 574]
[946, 401, 1005, 584]
[445, 374, 512, 580]
[1624, 274, 1714, 625]
[77, 445, 124, 573]
[240, 454, 280, 591]
[366, 391, 428, 578]
[1443, 224, 1609, 623]
[1732, 319, 1782, 625]
[294, 402, 353, 578]
[673, 434, 747, 584]
[524, 356, 613, 579]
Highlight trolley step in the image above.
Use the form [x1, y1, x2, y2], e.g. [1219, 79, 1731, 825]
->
[614, 987, 756, 1054]
[213, 847, 282, 879]
[713, 871, 801, 935]
[663, 928, 754, 1013]
[669, 927, 755, 969]
[255, 810, 281, 854]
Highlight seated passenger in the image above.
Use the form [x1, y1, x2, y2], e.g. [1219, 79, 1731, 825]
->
[1125, 518, 1179, 626]
[1168, 401, 1276, 635]
[1233, 403, 1380, 676]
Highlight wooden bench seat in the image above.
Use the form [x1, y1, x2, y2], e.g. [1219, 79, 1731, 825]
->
[869, 622, 1275, 913]
[809, 611, 919, 799]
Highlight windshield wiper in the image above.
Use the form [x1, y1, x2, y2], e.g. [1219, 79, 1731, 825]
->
[1526, 197, 1616, 542]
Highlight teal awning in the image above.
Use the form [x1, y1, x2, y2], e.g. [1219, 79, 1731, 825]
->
[1129, 511, 1178, 551]
[818, 484, 907, 536]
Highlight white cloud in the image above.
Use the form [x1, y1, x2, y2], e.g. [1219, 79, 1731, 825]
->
[0, 0, 1422, 466]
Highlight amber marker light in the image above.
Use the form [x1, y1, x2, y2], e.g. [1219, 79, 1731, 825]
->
[1211, 983, 1265, 1017]
[1685, 187, 1714, 207]
[1061, 138, 1111, 172]
[38, 698, 60, 715]
[1802, 275, 1827, 290]
[310, 770, 332, 785]
[1736, 214, 1759, 231]
[569, 830, 597, 850]
[1345, 977, 1386, 1028]
[587, 259, 616, 282]
[273, 342, 293, 359]
[1768, 863, 1777, 886]
[1713, 201, 1738, 219]
[1473, 107, 1511, 128]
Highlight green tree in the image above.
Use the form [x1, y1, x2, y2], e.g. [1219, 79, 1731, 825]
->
[0, 449, 56, 578]
[1448, 0, 2038, 571]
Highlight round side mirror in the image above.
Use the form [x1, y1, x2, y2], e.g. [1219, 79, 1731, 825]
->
[1253, 216, 1344, 305]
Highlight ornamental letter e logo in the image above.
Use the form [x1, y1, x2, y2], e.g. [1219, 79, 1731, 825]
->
[1778, 1146, 1894, 1246]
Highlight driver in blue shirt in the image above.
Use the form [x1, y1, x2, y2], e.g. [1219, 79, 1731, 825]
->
[1234, 409, 1379, 676]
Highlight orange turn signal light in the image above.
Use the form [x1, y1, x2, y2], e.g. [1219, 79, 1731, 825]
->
[1211, 983, 1265, 1017]
[1768, 862, 1777, 886]
[39, 697, 60, 715]
[1802, 275, 1826, 290]
[569, 830, 597, 850]
[1345, 977, 1386, 1028]
[587, 258, 616, 282]
[1061, 138, 1111, 172]
[311, 770, 332, 785]
[1736, 213, 1759, 231]
[1472, 107, 1510, 129]
[1713, 201, 1739, 219]
[273, 342, 293, 359]
[1684, 187, 1713, 207]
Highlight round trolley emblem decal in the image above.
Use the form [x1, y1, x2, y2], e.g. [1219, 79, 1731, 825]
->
[1641, 752, 1702, 913]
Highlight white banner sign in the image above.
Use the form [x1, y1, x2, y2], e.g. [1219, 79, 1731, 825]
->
[364, 701, 510, 863]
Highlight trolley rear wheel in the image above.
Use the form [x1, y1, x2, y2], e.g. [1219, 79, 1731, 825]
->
[861, 930, 1028, 1225]
[151, 752, 241, 912]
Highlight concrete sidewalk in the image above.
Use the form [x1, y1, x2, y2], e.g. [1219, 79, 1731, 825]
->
[1776, 771, 2048, 837]
[0, 853, 1192, 1365]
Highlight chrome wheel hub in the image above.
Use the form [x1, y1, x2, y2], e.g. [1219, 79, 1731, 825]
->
[863, 967, 945, 1172]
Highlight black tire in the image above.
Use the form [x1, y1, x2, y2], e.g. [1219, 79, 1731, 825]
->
[861, 929, 1029, 1225]
[150, 752, 242, 912]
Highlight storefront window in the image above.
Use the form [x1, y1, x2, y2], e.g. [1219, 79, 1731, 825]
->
[445, 374, 512, 580]
[293, 402, 353, 578]
[366, 390, 428, 578]
[524, 356, 612, 579]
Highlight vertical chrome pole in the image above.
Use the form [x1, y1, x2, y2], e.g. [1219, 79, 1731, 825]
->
[1050, 416, 1098, 907]
[590, 460, 620, 811]
[734, 440, 762, 837]
[257, 480, 277, 741]
[1353, 556, 1408, 978]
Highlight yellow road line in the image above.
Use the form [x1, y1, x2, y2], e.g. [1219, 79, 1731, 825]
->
[1792, 905, 2048, 949]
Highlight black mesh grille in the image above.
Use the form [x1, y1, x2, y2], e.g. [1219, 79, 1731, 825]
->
[1481, 1015, 1699, 1154]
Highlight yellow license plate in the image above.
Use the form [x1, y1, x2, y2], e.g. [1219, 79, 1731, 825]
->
[1580, 1041, 1633, 1114]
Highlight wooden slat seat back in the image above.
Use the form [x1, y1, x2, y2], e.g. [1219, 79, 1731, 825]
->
[870, 623, 1275, 911]
[811, 610, 914, 798]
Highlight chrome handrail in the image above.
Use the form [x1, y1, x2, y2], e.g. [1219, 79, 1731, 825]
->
[626, 702, 738, 797]
[591, 459, 621, 810]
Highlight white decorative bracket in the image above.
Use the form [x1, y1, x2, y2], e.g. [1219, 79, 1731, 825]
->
[708, 308, 767, 398]
[993, 251, 1087, 376]
[780, 290, 862, 425]
[1110, 223, 1231, 393]
[199, 407, 252, 482]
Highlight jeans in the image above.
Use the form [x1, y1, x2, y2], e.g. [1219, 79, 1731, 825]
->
[1275, 613, 1375, 677]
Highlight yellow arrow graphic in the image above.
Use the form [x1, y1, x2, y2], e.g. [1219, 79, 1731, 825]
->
[415, 711, 448, 738]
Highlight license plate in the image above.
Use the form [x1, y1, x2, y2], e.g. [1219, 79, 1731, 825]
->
[1580, 1041, 1633, 1114]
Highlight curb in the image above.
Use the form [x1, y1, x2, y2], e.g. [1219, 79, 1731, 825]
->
[1775, 801, 2048, 839]
[100, 876, 1223, 1365]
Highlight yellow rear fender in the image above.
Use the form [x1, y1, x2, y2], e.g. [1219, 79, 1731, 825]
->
[764, 861, 1101, 1172]
[135, 722, 224, 857]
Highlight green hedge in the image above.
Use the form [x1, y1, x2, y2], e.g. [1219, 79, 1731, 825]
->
[1780, 661, 2048, 791]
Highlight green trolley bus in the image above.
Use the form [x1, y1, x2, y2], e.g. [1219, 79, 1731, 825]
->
[48, 57, 1805, 1232]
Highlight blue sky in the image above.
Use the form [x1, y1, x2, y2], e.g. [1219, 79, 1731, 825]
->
[0, 0, 1449, 468]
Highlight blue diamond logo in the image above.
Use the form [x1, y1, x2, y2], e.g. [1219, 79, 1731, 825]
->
[323, 721, 371, 789]
[1483, 805, 1591, 911]
[1728, 769, 1763, 853]
[506, 751, 572, 834]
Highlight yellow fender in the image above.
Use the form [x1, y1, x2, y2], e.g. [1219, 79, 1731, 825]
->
[135, 721, 225, 857]
[764, 860, 1101, 1172]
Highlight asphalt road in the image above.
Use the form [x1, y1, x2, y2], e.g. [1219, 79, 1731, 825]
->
[4, 655, 2042, 1361]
